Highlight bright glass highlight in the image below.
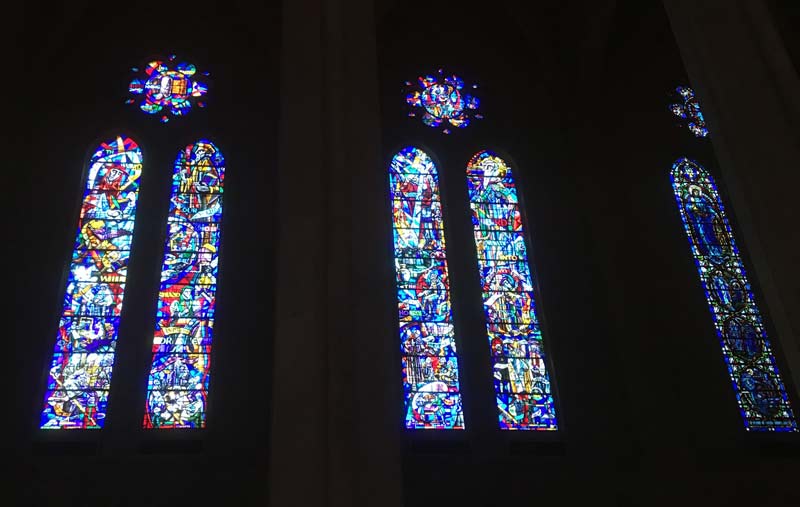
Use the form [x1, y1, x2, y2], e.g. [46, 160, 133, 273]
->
[405, 69, 482, 134]
[669, 86, 708, 138]
[390, 147, 465, 429]
[143, 140, 225, 429]
[467, 151, 557, 430]
[671, 158, 796, 431]
[40, 136, 143, 429]
[127, 55, 208, 124]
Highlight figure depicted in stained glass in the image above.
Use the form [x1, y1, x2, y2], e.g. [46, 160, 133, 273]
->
[127, 55, 209, 123]
[669, 86, 709, 138]
[671, 158, 796, 431]
[405, 69, 482, 134]
[683, 183, 731, 263]
[466, 150, 558, 430]
[41, 136, 143, 429]
[144, 140, 225, 429]
[391, 147, 465, 429]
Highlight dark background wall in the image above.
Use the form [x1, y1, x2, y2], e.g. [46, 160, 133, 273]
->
[14, 2, 279, 505]
[377, 1, 799, 506]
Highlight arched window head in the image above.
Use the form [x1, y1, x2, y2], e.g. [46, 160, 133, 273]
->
[40, 136, 143, 429]
[143, 140, 225, 429]
[671, 158, 796, 431]
[390, 147, 465, 429]
[466, 150, 558, 431]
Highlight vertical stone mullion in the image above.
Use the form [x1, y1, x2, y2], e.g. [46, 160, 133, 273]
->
[271, 0, 401, 505]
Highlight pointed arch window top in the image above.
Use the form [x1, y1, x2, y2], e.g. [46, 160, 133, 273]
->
[390, 146, 465, 430]
[466, 150, 519, 206]
[144, 139, 225, 429]
[671, 158, 796, 431]
[127, 55, 209, 123]
[40, 136, 143, 429]
[467, 150, 558, 431]
[669, 86, 709, 138]
[405, 69, 482, 134]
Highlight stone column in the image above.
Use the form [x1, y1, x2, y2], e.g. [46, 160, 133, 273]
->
[270, 0, 402, 505]
[664, 0, 800, 398]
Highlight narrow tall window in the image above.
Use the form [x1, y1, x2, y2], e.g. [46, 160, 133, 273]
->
[143, 140, 225, 429]
[467, 151, 558, 430]
[40, 136, 143, 429]
[671, 158, 797, 431]
[391, 147, 465, 429]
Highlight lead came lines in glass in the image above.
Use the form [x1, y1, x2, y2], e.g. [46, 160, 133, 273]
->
[467, 151, 558, 431]
[127, 55, 209, 124]
[143, 140, 225, 429]
[390, 147, 465, 429]
[40, 136, 143, 429]
[671, 158, 797, 431]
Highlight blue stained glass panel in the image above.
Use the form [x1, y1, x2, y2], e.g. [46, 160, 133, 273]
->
[403, 356, 461, 393]
[80, 192, 138, 220]
[390, 147, 465, 429]
[473, 230, 528, 261]
[165, 222, 221, 252]
[63, 281, 126, 317]
[467, 150, 558, 430]
[73, 219, 135, 251]
[393, 227, 447, 258]
[669, 86, 709, 138]
[168, 193, 223, 223]
[398, 289, 452, 322]
[156, 283, 217, 320]
[400, 322, 457, 357]
[404, 69, 482, 134]
[671, 158, 797, 431]
[40, 136, 143, 429]
[144, 140, 225, 429]
[403, 392, 463, 429]
[152, 319, 214, 355]
[46, 353, 115, 390]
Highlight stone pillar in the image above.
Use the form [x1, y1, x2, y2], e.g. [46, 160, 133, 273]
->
[270, 0, 402, 505]
[664, 0, 800, 398]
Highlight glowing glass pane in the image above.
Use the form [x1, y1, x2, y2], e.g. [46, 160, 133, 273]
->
[467, 151, 558, 430]
[671, 158, 796, 431]
[669, 86, 709, 138]
[143, 140, 225, 429]
[40, 136, 143, 429]
[404, 69, 482, 134]
[390, 147, 465, 429]
[126, 55, 208, 123]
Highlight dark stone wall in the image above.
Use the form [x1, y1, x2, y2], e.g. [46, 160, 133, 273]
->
[14, 2, 279, 505]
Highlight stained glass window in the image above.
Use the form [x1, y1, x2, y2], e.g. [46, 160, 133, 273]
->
[40, 136, 143, 429]
[143, 140, 225, 429]
[390, 147, 465, 429]
[669, 86, 709, 138]
[466, 151, 558, 431]
[405, 69, 482, 134]
[671, 158, 797, 431]
[127, 55, 209, 124]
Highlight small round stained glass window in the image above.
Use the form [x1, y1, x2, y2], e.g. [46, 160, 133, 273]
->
[405, 69, 481, 134]
[126, 55, 209, 123]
